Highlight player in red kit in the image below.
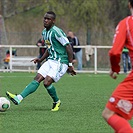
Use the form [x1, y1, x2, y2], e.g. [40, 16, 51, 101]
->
[102, 0, 133, 132]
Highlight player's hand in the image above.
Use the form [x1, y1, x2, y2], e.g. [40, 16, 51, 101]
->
[109, 70, 119, 79]
[31, 58, 41, 64]
[67, 66, 76, 76]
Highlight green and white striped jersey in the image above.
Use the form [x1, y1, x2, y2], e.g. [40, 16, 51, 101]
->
[42, 25, 69, 65]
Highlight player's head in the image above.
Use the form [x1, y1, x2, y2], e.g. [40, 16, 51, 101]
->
[43, 11, 56, 30]
[128, 0, 133, 8]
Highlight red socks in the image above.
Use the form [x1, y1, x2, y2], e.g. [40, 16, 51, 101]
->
[107, 114, 133, 133]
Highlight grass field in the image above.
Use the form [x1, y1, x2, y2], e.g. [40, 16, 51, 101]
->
[0, 72, 132, 133]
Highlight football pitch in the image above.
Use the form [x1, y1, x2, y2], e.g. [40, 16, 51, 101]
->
[0, 72, 132, 133]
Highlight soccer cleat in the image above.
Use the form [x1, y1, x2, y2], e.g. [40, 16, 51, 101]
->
[6, 91, 21, 105]
[51, 100, 61, 111]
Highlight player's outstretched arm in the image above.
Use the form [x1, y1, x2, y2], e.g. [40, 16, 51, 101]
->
[31, 49, 49, 64]
[31, 58, 41, 64]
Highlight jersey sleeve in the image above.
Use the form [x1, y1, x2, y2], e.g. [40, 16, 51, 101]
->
[54, 30, 69, 46]
[109, 19, 127, 73]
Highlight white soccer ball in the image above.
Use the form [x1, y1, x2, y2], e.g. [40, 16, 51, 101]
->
[0, 97, 10, 112]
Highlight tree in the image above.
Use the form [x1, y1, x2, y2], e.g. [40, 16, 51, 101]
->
[109, 0, 129, 26]
[1, 0, 130, 46]
[62, 0, 111, 45]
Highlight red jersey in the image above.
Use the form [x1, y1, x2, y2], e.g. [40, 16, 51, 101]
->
[109, 16, 133, 73]
[106, 16, 133, 120]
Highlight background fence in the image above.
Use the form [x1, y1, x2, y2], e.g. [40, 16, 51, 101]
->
[0, 45, 125, 73]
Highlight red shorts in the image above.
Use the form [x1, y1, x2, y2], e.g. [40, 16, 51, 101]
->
[106, 97, 133, 120]
[106, 71, 133, 120]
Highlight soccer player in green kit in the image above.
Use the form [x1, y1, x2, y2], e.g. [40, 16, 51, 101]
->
[6, 11, 76, 111]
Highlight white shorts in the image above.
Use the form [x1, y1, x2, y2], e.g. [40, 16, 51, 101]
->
[38, 59, 68, 82]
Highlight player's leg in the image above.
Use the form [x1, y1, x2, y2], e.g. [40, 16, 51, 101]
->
[102, 107, 133, 133]
[43, 76, 61, 111]
[102, 72, 133, 132]
[20, 73, 44, 98]
[6, 73, 44, 105]
[44, 76, 59, 102]
[6, 61, 50, 105]
[43, 60, 68, 111]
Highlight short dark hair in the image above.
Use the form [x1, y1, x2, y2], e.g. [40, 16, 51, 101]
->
[129, 0, 133, 7]
[46, 11, 56, 19]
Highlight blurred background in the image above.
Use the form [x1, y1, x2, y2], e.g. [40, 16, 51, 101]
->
[0, 0, 130, 72]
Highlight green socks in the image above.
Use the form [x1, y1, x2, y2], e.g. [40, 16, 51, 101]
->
[20, 80, 40, 98]
[46, 84, 59, 102]
[19, 80, 58, 103]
